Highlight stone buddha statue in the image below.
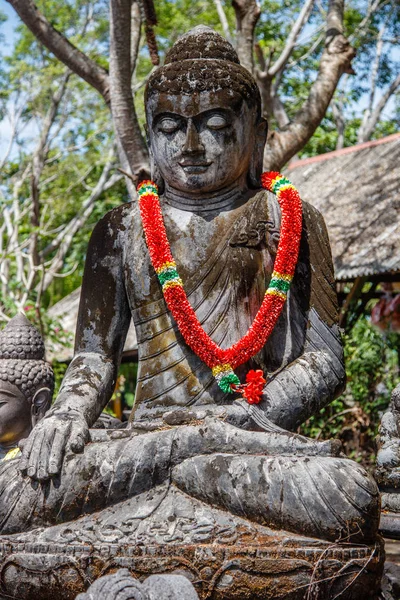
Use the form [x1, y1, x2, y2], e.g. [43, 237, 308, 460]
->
[0, 314, 53, 462]
[0, 27, 383, 600]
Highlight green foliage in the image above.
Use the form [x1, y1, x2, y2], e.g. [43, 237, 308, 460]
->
[301, 316, 400, 465]
[345, 317, 398, 407]
[52, 361, 69, 399]
[0, 0, 124, 320]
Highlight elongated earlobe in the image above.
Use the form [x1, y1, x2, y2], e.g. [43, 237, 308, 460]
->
[248, 119, 268, 188]
[146, 126, 165, 194]
[150, 152, 165, 194]
[31, 387, 52, 428]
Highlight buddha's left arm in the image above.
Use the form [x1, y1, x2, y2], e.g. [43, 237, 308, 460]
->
[19, 207, 132, 481]
[256, 202, 346, 432]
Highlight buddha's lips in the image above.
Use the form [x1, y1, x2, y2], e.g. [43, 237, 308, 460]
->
[178, 159, 212, 172]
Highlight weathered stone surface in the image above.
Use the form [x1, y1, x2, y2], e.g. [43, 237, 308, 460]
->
[380, 561, 400, 600]
[0, 486, 384, 599]
[76, 570, 200, 600]
[0, 26, 384, 599]
[376, 383, 400, 538]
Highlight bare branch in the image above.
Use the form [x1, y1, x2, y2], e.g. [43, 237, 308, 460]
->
[332, 100, 345, 150]
[6, 0, 110, 102]
[0, 103, 24, 171]
[357, 18, 389, 143]
[232, 0, 261, 73]
[30, 70, 71, 275]
[268, 0, 315, 77]
[214, 0, 233, 44]
[264, 0, 355, 170]
[109, 0, 150, 182]
[40, 151, 119, 291]
[131, 1, 142, 79]
[349, 0, 382, 43]
[286, 32, 324, 70]
[358, 72, 400, 143]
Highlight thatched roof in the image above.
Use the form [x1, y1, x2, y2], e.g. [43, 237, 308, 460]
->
[286, 132, 400, 281]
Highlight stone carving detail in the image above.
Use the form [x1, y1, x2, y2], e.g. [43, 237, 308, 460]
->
[376, 383, 400, 537]
[76, 570, 200, 600]
[0, 26, 384, 599]
[0, 489, 384, 600]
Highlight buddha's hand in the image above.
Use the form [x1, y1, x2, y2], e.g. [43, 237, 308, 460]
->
[19, 410, 89, 481]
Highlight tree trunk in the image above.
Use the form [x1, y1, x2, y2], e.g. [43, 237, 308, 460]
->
[232, 0, 260, 73]
[109, 0, 149, 185]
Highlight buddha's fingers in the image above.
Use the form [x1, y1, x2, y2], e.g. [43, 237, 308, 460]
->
[36, 427, 58, 481]
[23, 415, 74, 481]
[18, 431, 36, 474]
[26, 427, 51, 480]
[48, 428, 69, 477]
[67, 421, 89, 454]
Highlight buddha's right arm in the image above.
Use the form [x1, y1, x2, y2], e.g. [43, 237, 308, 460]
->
[252, 307, 345, 432]
[19, 208, 131, 481]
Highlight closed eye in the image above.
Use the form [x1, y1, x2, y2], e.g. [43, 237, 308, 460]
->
[206, 115, 230, 130]
[158, 117, 181, 134]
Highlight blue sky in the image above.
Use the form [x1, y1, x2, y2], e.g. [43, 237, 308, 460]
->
[1, 1, 18, 47]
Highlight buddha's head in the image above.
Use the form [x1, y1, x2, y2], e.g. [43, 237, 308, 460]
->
[145, 26, 267, 195]
[0, 314, 54, 447]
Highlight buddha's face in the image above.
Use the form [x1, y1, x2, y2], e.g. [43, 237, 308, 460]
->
[0, 380, 51, 446]
[147, 89, 261, 194]
[0, 380, 32, 445]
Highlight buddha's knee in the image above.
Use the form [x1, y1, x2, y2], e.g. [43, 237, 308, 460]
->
[172, 454, 380, 543]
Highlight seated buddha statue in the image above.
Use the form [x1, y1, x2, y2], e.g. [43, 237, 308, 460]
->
[0, 27, 382, 600]
[0, 314, 53, 462]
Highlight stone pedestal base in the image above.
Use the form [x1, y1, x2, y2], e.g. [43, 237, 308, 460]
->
[0, 485, 384, 600]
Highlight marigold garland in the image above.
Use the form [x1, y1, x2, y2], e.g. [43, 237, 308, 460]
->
[137, 172, 303, 404]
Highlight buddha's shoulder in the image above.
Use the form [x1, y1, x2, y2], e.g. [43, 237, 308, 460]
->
[90, 201, 139, 242]
[96, 201, 138, 228]
[301, 200, 329, 240]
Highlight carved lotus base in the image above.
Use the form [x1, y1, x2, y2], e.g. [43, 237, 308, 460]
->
[0, 486, 384, 599]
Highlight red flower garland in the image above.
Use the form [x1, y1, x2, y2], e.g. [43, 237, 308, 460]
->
[138, 172, 303, 403]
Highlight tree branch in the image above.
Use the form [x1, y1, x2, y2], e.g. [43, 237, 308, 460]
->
[326, 0, 344, 36]
[232, 0, 261, 73]
[30, 70, 71, 273]
[0, 102, 23, 171]
[6, 0, 110, 102]
[264, 0, 355, 170]
[268, 0, 315, 77]
[40, 151, 119, 291]
[332, 100, 345, 149]
[358, 72, 400, 143]
[131, 1, 142, 79]
[357, 18, 388, 143]
[110, 0, 149, 183]
[214, 0, 232, 44]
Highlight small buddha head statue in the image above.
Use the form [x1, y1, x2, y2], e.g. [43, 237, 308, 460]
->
[0, 314, 54, 447]
[145, 26, 267, 195]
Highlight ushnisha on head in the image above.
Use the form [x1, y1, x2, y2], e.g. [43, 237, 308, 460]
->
[0, 314, 54, 447]
[145, 26, 267, 195]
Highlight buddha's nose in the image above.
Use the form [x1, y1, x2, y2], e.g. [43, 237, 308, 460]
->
[182, 119, 204, 154]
